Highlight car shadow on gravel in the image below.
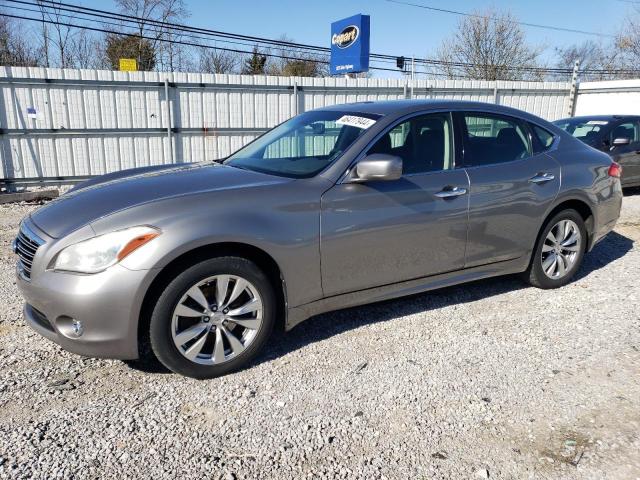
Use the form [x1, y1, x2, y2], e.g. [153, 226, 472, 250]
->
[574, 231, 634, 281]
[125, 231, 634, 376]
[254, 231, 634, 367]
[623, 186, 640, 197]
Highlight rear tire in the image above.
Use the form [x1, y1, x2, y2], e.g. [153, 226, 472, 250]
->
[149, 256, 275, 379]
[524, 209, 587, 289]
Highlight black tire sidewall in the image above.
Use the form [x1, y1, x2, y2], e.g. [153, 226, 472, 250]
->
[149, 257, 275, 379]
[529, 209, 587, 289]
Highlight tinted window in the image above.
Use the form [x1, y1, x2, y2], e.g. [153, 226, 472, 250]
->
[462, 114, 530, 166]
[610, 121, 640, 144]
[531, 124, 555, 150]
[367, 113, 453, 174]
[225, 110, 380, 178]
[553, 118, 608, 146]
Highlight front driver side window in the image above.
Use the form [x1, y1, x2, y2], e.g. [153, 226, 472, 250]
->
[610, 121, 640, 144]
[367, 113, 453, 175]
[463, 113, 531, 166]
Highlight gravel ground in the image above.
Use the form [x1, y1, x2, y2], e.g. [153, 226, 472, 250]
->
[1, 193, 639, 480]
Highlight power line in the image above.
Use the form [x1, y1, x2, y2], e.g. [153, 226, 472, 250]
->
[10, 0, 567, 71]
[1, 0, 409, 69]
[0, 11, 436, 75]
[1, 2, 330, 57]
[10, 0, 334, 54]
[2, 1, 636, 77]
[1, 0, 568, 75]
[385, 0, 616, 38]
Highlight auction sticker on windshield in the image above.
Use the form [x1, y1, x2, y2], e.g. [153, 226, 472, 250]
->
[336, 115, 377, 129]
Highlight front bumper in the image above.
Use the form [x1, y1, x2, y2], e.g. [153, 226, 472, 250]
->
[17, 263, 153, 360]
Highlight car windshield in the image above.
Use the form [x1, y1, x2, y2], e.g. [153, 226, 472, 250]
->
[553, 118, 609, 145]
[224, 110, 381, 178]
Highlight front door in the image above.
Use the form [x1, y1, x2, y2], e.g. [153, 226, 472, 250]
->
[609, 120, 640, 187]
[457, 112, 561, 267]
[320, 112, 469, 297]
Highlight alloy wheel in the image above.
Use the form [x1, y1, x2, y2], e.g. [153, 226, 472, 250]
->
[540, 219, 582, 279]
[170, 275, 263, 365]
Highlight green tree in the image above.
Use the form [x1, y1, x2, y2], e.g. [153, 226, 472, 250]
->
[105, 34, 156, 71]
[242, 46, 267, 75]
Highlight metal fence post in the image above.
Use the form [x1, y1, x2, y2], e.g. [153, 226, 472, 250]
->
[567, 60, 580, 117]
[411, 56, 415, 99]
[293, 80, 304, 116]
[164, 78, 174, 163]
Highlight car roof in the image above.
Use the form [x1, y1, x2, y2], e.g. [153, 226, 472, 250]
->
[554, 114, 640, 122]
[316, 99, 549, 124]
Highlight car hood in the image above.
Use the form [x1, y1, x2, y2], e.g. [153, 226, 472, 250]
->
[30, 162, 290, 238]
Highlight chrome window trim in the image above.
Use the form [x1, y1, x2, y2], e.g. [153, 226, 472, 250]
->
[456, 110, 561, 170]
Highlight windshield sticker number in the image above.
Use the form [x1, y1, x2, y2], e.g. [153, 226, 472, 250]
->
[336, 115, 377, 129]
[586, 120, 609, 125]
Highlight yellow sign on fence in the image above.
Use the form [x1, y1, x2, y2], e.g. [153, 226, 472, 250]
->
[119, 58, 138, 71]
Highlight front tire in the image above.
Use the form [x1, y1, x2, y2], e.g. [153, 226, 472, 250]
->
[149, 257, 276, 379]
[524, 209, 587, 289]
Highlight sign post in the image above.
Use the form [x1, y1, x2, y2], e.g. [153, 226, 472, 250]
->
[330, 14, 370, 76]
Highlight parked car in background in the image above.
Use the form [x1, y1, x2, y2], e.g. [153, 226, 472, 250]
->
[553, 115, 640, 187]
[14, 100, 623, 379]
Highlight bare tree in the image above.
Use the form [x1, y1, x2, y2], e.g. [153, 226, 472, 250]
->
[266, 35, 328, 77]
[554, 40, 621, 81]
[434, 9, 543, 81]
[36, 1, 75, 68]
[198, 47, 239, 74]
[69, 29, 104, 69]
[0, 13, 40, 67]
[615, 7, 640, 74]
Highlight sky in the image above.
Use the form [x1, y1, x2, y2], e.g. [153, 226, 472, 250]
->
[102, 0, 634, 77]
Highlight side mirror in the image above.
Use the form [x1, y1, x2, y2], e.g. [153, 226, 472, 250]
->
[350, 154, 402, 182]
[612, 137, 631, 147]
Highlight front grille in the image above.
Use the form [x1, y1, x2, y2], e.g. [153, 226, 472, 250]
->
[14, 223, 44, 280]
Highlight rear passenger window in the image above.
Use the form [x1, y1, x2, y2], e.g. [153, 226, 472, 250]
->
[531, 125, 555, 150]
[368, 113, 453, 175]
[462, 114, 531, 166]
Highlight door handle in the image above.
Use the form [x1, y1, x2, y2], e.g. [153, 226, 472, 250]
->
[434, 186, 467, 198]
[529, 172, 555, 184]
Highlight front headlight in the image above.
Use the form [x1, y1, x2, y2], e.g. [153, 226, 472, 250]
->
[53, 226, 160, 274]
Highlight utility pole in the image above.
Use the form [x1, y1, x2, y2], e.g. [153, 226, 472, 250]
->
[568, 59, 580, 117]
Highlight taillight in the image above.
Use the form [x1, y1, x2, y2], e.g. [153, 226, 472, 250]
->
[608, 162, 622, 178]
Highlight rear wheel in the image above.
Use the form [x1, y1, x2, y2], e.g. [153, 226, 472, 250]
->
[150, 257, 275, 379]
[524, 209, 587, 289]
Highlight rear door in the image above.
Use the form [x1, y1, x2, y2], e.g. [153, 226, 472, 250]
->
[608, 119, 640, 186]
[456, 112, 560, 267]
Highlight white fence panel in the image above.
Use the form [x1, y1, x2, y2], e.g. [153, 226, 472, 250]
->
[575, 80, 640, 116]
[0, 66, 575, 183]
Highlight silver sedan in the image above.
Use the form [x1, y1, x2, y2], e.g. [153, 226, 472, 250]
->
[15, 100, 623, 378]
